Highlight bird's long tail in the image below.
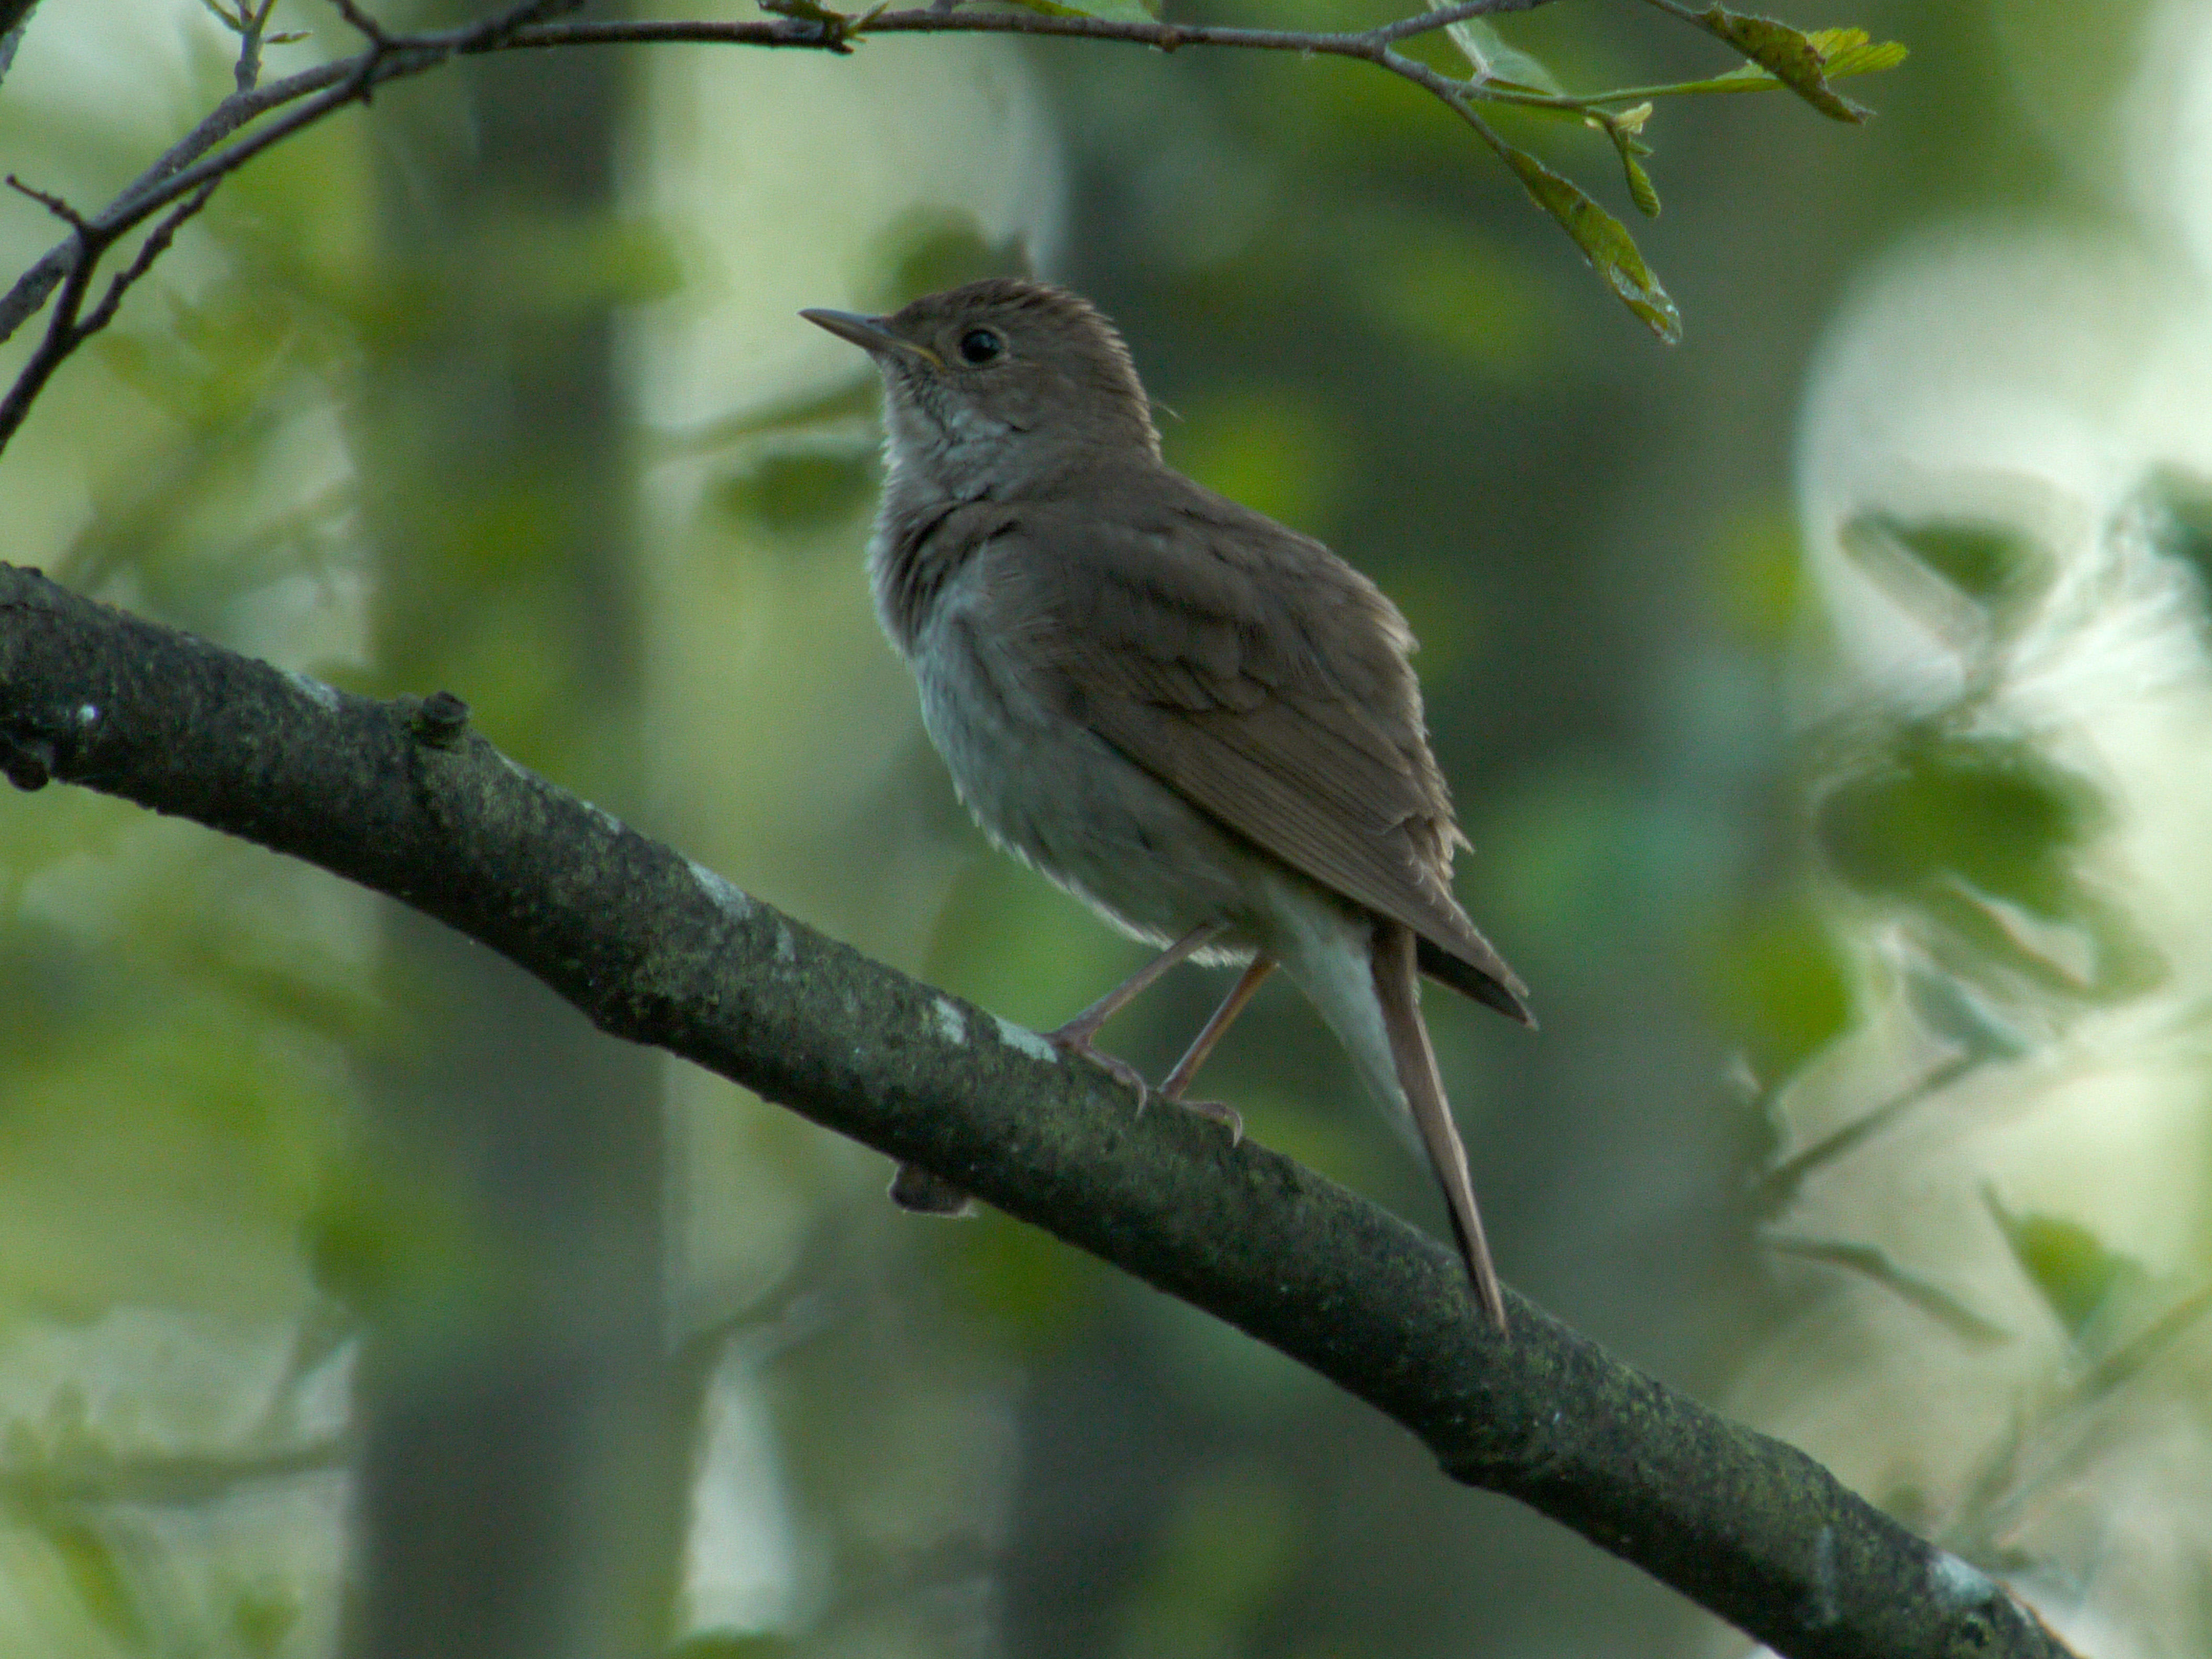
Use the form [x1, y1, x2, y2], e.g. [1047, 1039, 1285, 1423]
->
[1373, 922, 1508, 1332]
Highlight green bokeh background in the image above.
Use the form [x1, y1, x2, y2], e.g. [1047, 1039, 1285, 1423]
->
[2, 1, 2206, 1654]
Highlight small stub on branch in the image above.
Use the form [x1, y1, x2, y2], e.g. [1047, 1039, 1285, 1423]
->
[0, 730, 54, 790]
[405, 689, 472, 747]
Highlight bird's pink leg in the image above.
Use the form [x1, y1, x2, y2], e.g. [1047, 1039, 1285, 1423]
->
[1046, 923, 1224, 1106]
[1157, 955, 1276, 1144]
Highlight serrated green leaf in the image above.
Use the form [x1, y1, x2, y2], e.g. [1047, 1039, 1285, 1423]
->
[1806, 26, 1907, 77]
[1601, 28, 1905, 102]
[1492, 139, 1680, 341]
[1697, 6, 1867, 121]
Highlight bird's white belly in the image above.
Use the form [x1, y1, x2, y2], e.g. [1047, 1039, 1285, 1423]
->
[907, 589, 1255, 955]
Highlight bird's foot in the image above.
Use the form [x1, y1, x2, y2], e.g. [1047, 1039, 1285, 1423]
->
[1047, 1023, 1150, 1110]
[1165, 1093, 1243, 1147]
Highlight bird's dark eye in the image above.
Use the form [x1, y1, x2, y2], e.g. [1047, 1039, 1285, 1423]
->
[957, 328, 1005, 366]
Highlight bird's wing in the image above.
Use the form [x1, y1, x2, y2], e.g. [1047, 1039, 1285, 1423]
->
[1000, 482, 1529, 1016]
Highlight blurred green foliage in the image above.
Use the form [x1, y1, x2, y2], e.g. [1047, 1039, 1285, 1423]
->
[1, 0, 2203, 1655]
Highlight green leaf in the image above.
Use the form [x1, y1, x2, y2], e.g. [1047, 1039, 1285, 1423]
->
[1710, 895, 1851, 1083]
[1696, 6, 1867, 121]
[714, 444, 877, 534]
[1840, 512, 2056, 635]
[1986, 1189, 2141, 1340]
[47, 1520, 148, 1652]
[1806, 26, 1908, 79]
[1812, 728, 2164, 1003]
[1597, 25, 1907, 103]
[1490, 135, 1680, 341]
[1877, 519, 2042, 603]
[1610, 130, 1662, 217]
[1440, 10, 1563, 94]
[1816, 733, 2089, 918]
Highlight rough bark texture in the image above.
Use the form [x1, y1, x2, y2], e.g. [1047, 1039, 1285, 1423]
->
[0, 563, 2081, 1659]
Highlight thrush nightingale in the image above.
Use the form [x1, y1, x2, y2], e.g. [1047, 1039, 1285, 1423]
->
[803, 279, 1531, 1328]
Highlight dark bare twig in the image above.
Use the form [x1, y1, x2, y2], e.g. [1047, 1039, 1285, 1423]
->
[0, 0, 288, 446]
[233, 0, 283, 92]
[0, 174, 223, 448]
[328, 0, 394, 47]
[0, 0, 577, 410]
[0, 60, 343, 349]
[3, 172, 84, 227]
[0, 176, 104, 447]
[0, 0, 1890, 451]
[0, 0, 38, 89]
[76, 181, 223, 343]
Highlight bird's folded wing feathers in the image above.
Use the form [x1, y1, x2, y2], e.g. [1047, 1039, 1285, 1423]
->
[1000, 496, 1528, 1008]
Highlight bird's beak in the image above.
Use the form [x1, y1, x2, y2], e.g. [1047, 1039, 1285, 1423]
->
[800, 307, 944, 368]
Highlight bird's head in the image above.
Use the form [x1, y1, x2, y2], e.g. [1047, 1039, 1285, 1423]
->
[802, 278, 1160, 496]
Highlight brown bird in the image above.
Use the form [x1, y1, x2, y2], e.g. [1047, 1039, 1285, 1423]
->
[803, 279, 1532, 1329]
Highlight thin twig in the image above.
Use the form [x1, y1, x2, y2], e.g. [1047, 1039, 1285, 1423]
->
[329, 0, 394, 48]
[0, 177, 103, 446]
[1365, 0, 1551, 46]
[0, 0, 1882, 453]
[0, 0, 582, 356]
[1752, 1051, 1982, 1213]
[0, 63, 350, 349]
[0, 0, 39, 91]
[77, 181, 223, 342]
[0, 171, 223, 448]
[0, 2, 1554, 370]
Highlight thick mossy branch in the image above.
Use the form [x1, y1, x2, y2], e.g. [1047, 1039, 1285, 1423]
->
[0, 565, 2078, 1659]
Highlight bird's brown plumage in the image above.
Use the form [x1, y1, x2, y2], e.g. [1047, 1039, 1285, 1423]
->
[806, 276, 1531, 1328]
[1001, 469, 1529, 1022]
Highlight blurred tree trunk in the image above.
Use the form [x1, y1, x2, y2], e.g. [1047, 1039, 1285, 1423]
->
[342, 31, 690, 1659]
